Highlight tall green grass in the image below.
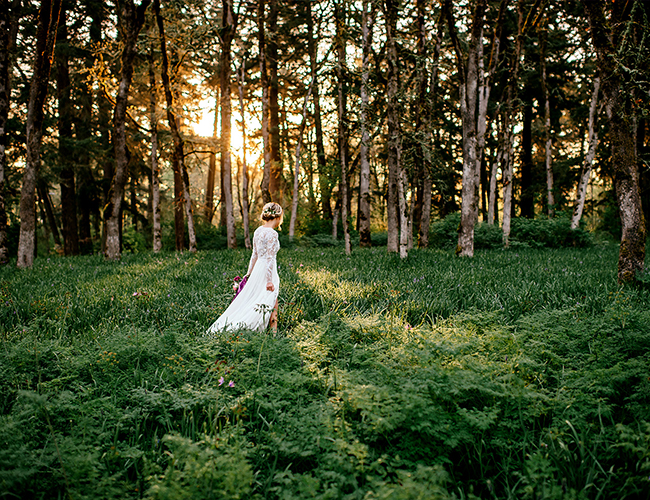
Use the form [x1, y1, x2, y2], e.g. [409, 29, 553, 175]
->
[0, 245, 648, 499]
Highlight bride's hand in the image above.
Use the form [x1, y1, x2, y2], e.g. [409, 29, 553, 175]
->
[266, 282, 274, 292]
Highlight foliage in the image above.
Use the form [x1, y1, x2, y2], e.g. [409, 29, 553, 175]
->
[428, 213, 593, 250]
[0, 246, 649, 498]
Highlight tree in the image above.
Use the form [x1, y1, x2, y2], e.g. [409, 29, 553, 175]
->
[148, 34, 162, 253]
[384, 0, 408, 258]
[288, 80, 313, 239]
[539, 17, 555, 218]
[154, 0, 197, 252]
[219, 0, 238, 249]
[17, 0, 63, 268]
[237, 59, 251, 249]
[446, 0, 486, 257]
[571, 77, 600, 230]
[268, 0, 282, 203]
[501, 0, 542, 246]
[104, 0, 151, 260]
[55, 1, 79, 256]
[335, 0, 351, 255]
[204, 91, 219, 224]
[582, 0, 646, 283]
[0, 0, 20, 264]
[258, 0, 271, 204]
[358, 0, 374, 248]
[306, 0, 332, 220]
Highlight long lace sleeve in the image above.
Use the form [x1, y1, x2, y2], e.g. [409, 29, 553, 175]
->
[264, 231, 280, 283]
[246, 242, 258, 276]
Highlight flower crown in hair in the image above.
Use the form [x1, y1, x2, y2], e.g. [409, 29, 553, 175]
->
[263, 205, 281, 217]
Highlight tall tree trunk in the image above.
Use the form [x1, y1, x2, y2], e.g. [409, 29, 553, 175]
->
[306, 0, 331, 220]
[219, 0, 237, 249]
[446, 0, 486, 257]
[0, 0, 20, 264]
[268, 0, 282, 203]
[258, 0, 271, 204]
[413, 0, 427, 248]
[237, 60, 251, 249]
[583, 1, 645, 283]
[358, 0, 374, 247]
[148, 42, 162, 252]
[17, 0, 63, 268]
[540, 21, 554, 217]
[154, 0, 196, 252]
[56, 3, 79, 256]
[205, 91, 219, 223]
[104, 0, 151, 260]
[289, 80, 314, 239]
[571, 77, 600, 230]
[335, 0, 351, 255]
[384, 0, 404, 256]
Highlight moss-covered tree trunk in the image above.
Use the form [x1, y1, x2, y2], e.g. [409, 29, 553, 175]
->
[583, 0, 646, 283]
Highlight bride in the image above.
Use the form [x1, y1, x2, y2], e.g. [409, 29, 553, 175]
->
[207, 202, 282, 334]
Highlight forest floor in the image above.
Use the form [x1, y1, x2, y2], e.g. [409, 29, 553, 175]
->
[1, 244, 649, 499]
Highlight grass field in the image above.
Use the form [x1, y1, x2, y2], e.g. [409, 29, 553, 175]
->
[1, 243, 649, 499]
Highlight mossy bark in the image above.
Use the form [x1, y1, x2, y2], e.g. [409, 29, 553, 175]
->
[583, 0, 646, 283]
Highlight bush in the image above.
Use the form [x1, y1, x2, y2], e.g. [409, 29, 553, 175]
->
[123, 225, 149, 253]
[510, 214, 593, 248]
[428, 213, 593, 250]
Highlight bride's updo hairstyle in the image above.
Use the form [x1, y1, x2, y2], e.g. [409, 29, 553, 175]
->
[260, 202, 283, 225]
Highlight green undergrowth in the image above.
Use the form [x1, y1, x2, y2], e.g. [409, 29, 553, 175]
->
[0, 245, 649, 499]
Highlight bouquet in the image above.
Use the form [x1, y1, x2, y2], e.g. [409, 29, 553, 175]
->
[232, 275, 247, 300]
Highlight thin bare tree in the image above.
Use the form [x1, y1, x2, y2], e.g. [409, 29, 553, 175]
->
[148, 35, 162, 252]
[358, 0, 374, 248]
[539, 18, 555, 217]
[335, 0, 351, 255]
[289, 79, 314, 239]
[571, 77, 600, 230]
[219, 0, 238, 249]
[238, 59, 251, 249]
[258, 0, 271, 204]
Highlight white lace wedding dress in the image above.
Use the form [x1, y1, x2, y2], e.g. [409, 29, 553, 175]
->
[207, 226, 280, 334]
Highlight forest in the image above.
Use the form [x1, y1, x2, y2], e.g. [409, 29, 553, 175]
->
[0, 0, 647, 278]
[1, 0, 650, 498]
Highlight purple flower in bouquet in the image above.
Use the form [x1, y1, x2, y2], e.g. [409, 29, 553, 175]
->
[232, 275, 248, 300]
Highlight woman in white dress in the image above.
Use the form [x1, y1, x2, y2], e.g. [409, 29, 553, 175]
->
[207, 202, 282, 334]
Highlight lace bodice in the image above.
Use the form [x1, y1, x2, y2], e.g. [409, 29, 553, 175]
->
[247, 226, 280, 283]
